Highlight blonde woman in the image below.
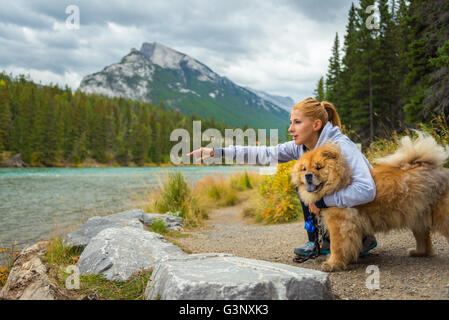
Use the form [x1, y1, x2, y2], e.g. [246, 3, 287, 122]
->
[189, 97, 377, 258]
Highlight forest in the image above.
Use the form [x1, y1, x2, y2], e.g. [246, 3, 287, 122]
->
[315, 0, 449, 142]
[0, 74, 236, 166]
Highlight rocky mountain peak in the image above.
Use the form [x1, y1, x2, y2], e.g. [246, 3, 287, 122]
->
[139, 42, 217, 82]
[140, 42, 185, 70]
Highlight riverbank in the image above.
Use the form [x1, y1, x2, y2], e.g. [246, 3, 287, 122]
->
[0, 151, 186, 168]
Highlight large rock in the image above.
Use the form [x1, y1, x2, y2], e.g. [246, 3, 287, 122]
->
[106, 209, 145, 221]
[64, 209, 145, 247]
[145, 253, 333, 300]
[77, 227, 186, 281]
[0, 241, 69, 300]
[140, 212, 183, 231]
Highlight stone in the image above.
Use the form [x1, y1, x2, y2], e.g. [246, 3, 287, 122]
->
[77, 227, 186, 281]
[140, 212, 183, 231]
[145, 253, 333, 300]
[64, 209, 145, 248]
[0, 241, 69, 300]
[106, 209, 144, 221]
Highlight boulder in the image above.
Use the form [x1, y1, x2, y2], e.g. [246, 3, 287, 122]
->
[145, 253, 333, 300]
[0, 241, 69, 300]
[64, 209, 145, 248]
[140, 212, 183, 231]
[106, 209, 145, 221]
[77, 227, 186, 281]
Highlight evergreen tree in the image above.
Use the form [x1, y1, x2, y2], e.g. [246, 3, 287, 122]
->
[325, 33, 342, 105]
[313, 77, 325, 102]
[350, 0, 379, 142]
[339, 2, 359, 127]
[402, 0, 449, 123]
[375, 0, 400, 134]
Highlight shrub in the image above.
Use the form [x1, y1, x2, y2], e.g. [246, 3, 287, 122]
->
[148, 171, 207, 228]
[154, 171, 191, 218]
[257, 161, 302, 223]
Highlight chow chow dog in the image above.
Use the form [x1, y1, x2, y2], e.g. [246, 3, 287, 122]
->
[291, 132, 449, 272]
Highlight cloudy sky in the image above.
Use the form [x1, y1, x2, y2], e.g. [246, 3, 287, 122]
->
[0, 0, 355, 101]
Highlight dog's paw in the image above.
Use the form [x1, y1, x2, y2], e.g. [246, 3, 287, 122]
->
[321, 261, 345, 272]
[408, 248, 436, 257]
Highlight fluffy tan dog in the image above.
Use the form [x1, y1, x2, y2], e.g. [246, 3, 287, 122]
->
[291, 132, 449, 272]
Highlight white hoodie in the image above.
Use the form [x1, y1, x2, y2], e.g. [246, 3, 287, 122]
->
[213, 121, 376, 208]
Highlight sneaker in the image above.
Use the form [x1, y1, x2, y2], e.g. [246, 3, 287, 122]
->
[359, 235, 377, 257]
[294, 240, 330, 256]
[294, 241, 317, 256]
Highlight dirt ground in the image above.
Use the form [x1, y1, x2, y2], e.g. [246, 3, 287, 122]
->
[170, 202, 449, 300]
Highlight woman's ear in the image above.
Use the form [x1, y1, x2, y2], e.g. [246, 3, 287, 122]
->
[313, 119, 323, 132]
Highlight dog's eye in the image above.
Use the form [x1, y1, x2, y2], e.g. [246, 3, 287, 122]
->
[316, 166, 321, 170]
[302, 167, 306, 171]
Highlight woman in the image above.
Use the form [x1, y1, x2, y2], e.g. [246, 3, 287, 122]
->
[188, 97, 377, 257]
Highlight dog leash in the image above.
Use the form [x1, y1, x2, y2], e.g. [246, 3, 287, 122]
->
[293, 214, 321, 263]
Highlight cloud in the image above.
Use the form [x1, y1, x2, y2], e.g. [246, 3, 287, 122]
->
[0, 0, 354, 101]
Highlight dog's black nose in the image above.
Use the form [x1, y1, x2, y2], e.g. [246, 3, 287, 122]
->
[305, 173, 313, 182]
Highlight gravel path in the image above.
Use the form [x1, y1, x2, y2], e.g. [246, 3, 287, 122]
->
[172, 202, 449, 300]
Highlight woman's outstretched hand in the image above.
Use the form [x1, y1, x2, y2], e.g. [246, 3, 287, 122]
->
[188, 147, 214, 162]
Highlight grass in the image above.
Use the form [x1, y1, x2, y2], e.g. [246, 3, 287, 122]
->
[142, 170, 264, 228]
[44, 237, 83, 266]
[43, 237, 153, 300]
[57, 270, 153, 300]
[147, 219, 168, 234]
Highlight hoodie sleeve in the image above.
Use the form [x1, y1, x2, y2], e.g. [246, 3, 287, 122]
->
[213, 141, 301, 165]
[322, 140, 376, 208]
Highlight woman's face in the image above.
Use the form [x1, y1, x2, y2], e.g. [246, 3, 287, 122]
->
[288, 110, 321, 147]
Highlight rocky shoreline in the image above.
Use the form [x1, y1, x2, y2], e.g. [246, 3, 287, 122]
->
[0, 209, 333, 300]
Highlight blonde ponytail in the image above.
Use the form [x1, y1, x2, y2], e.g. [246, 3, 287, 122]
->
[320, 101, 341, 128]
[292, 97, 341, 129]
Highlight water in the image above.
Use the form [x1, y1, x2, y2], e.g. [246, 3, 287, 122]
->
[0, 166, 260, 253]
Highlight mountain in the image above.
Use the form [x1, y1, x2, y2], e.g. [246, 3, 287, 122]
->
[245, 88, 295, 113]
[79, 42, 290, 138]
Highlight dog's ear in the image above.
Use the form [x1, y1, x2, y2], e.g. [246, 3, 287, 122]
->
[320, 144, 340, 160]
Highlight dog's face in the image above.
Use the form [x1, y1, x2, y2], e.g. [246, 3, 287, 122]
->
[291, 143, 350, 204]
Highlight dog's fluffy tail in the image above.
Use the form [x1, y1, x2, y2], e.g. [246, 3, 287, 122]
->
[374, 131, 449, 169]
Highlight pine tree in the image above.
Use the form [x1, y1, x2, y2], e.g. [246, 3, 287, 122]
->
[339, 2, 359, 127]
[313, 77, 325, 102]
[350, 0, 379, 142]
[375, 0, 400, 134]
[393, 0, 410, 126]
[325, 33, 342, 105]
[402, 0, 449, 123]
